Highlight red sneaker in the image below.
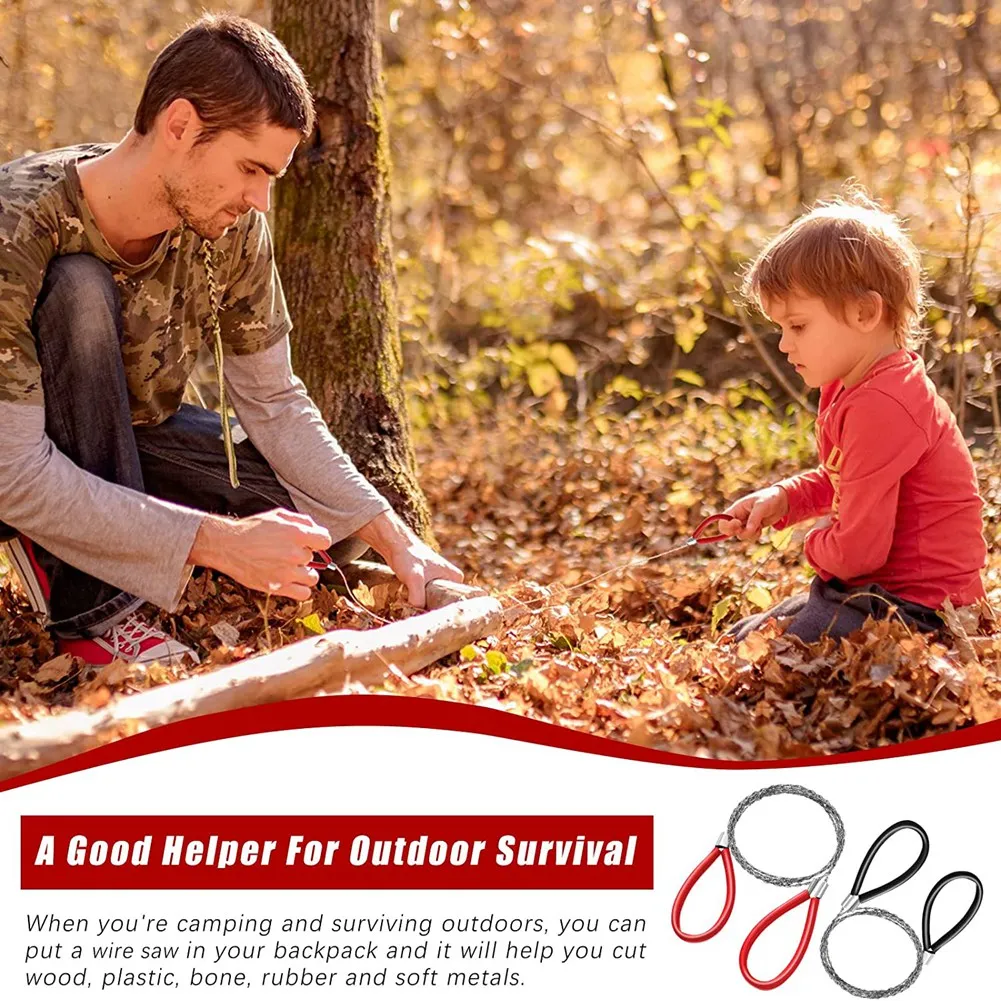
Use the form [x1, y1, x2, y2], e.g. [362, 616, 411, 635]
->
[59, 613, 199, 667]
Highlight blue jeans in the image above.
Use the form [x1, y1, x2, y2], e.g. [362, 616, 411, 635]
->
[1, 254, 365, 638]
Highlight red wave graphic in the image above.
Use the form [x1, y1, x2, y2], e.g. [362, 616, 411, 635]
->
[1, 695, 998, 795]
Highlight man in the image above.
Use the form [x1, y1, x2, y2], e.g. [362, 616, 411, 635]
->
[0, 13, 462, 666]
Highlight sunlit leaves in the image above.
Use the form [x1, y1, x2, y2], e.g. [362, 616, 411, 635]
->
[297, 613, 325, 636]
[745, 585, 773, 609]
[711, 595, 734, 633]
[527, 360, 562, 397]
[508, 340, 578, 400]
[548, 342, 578, 377]
[3, 397, 999, 759]
[674, 305, 707, 353]
[400, 407, 1001, 759]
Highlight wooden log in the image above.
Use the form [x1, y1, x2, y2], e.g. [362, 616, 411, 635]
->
[0, 593, 504, 781]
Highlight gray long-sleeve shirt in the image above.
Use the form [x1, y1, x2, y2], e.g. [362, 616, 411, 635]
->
[0, 338, 390, 611]
[0, 143, 391, 611]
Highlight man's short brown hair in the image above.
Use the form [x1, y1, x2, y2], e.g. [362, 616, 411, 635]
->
[741, 183, 927, 348]
[134, 13, 314, 145]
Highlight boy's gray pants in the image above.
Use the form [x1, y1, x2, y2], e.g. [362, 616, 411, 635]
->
[726, 576, 943, 644]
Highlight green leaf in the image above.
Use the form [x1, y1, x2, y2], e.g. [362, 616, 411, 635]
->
[608, 375, 645, 400]
[527, 361, 561, 397]
[460, 644, 479, 661]
[703, 191, 724, 212]
[770, 526, 795, 552]
[711, 596, 734, 633]
[549, 342, 578, 377]
[745, 385, 777, 412]
[674, 369, 705, 387]
[485, 650, 509, 673]
[712, 123, 733, 148]
[746, 586, 773, 610]
[299, 613, 324, 635]
[675, 330, 695, 353]
[524, 341, 551, 362]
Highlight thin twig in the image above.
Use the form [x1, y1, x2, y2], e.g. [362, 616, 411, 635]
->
[644, 0, 692, 184]
[262, 594, 272, 650]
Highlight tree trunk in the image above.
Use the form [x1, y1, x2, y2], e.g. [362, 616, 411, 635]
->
[271, 0, 434, 541]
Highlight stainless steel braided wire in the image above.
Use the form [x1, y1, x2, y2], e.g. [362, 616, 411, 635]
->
[726, 784, 846, 887]
[819, 907, 924, 998]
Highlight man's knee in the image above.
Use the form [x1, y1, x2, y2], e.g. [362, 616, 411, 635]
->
[35, 255, 122, 353]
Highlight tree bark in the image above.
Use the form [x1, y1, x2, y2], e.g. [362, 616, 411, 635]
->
[271, 0, 434, 541]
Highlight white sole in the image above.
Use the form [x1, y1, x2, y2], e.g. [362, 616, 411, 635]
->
[1, 538, 50, 619]
[94, 640, 200, 667]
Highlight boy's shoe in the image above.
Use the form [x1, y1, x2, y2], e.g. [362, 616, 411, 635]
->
[58, 613, 200, 667]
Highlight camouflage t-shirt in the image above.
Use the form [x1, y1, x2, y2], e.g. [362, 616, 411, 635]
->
[0, 143, 291, 423]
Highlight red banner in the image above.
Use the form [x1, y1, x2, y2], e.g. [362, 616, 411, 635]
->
[22, 815, 653, 890]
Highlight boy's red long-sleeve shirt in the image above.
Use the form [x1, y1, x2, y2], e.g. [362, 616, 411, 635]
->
[774, 349, 986, 609]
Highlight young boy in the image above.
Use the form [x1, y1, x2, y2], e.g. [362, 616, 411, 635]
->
[721, 186, 988, 643]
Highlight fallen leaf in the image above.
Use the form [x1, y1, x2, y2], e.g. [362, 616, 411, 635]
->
[296, 614, 324, 637]
[711, 596, 734, 633]
[211, 621, 241, 646]
[80, 686, 111, 709]
[34, 654, 75, 685]
[737, 631, 770, 665]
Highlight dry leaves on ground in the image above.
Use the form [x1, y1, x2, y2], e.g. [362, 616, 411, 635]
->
[1, 405, 999, 759]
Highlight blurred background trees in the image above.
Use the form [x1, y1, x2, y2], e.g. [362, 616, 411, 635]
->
[2, 0, 999, 437]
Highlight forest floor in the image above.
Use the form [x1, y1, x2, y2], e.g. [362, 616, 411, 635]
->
[2, 403, 1000, 759]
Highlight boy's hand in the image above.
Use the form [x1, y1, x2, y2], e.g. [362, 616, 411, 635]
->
[719, 486, 789, 541]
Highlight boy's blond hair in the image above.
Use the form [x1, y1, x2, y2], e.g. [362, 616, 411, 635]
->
[741, 183, 927, 348]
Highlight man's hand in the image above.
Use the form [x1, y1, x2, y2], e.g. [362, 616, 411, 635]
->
[188, 509, 332, 601]
[718, 485, 789, 542]
[356, 509, 464, 607]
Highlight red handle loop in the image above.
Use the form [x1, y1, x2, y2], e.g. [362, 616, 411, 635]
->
[691, 513, 730, 544]
[671, 845, 736, 942]
[739, 889, 820, 990]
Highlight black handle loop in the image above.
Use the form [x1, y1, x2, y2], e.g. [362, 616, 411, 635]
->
[851, 820, 930, 904]
[922, 871, 983, 954]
